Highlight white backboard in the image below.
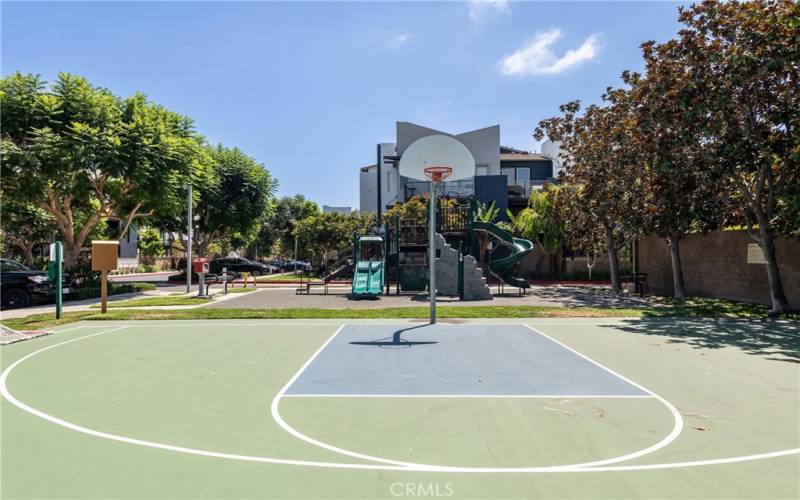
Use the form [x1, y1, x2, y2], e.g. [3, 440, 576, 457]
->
[399, 135, 475, 181]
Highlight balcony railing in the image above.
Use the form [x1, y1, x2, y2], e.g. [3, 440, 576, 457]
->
[404, 179, 474, 201]
[507, 179, 549, 199]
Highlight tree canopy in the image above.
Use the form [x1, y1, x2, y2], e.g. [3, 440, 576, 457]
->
[1, 72, 203, 266]
[533, 0, 798, 312]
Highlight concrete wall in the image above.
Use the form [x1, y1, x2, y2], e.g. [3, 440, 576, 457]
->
[638, 231, 800, 308]
[519, 247, 613, 279]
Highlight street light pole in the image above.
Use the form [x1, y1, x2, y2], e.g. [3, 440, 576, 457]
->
[186, 184, 193, 294]
[294, 232, 298, 276]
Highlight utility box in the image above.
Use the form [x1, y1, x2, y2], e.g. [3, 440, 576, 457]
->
[193, 258, 209, 274]
[91, 240, 119, 271]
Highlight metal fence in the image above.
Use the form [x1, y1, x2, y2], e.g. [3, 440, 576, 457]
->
[404, 179, 474, 200]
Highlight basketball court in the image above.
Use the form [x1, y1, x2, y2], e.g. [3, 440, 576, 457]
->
[1, 318, 797, 499]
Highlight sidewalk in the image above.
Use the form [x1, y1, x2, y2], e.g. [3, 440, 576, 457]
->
[0, 284, 186, 320]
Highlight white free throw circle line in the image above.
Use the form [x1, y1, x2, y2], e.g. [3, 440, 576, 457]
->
[1, 324, 796, 473]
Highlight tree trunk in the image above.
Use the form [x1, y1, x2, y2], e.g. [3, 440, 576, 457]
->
[755, 227, 790, 315]
[21, 245, 35, 267]
[605, 226, 621, 294]
[667, 232, 687, 299]
[62, 238, 81, 269]
[478, 235, 490, 279]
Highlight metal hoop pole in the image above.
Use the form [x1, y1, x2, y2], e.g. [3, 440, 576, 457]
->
[429, 180, 437, 324]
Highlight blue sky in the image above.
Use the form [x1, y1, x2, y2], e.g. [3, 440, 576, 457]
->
[2, 1, 685, 208]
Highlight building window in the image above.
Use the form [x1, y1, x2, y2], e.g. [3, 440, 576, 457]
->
[386, 170, 394, 192]
[501, 167, 531, 181]
[476, 164, 489, 176]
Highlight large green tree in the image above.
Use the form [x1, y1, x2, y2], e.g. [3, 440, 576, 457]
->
[535, 93, 645, 294]
[260, 195, 320, 258]
[623, 49, 724, 298]
[161, 145, 277, 257]
[0, 200, 55, 266]
[669, 0, 799, 314]
[1, 72, 201, 267]
[294, 211, 375, 266]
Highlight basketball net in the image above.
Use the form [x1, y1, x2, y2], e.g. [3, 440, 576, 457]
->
[423, 165, 453, 183]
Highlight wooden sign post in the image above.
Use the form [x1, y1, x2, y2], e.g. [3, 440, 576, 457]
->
[91, 240, 119, 313]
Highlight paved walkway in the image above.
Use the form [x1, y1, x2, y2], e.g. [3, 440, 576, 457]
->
[0, 284, 187, 320]
[203, 284, 653, 310]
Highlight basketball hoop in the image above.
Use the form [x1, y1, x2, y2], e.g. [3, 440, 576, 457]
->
[398, 136, 475, 326]
[423, 165, 453, 182]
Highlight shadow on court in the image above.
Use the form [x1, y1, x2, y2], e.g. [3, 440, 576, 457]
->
[349, 324, 438, 348]
[610, 318, 800, 363]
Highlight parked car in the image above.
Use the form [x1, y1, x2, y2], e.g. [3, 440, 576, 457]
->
[210, 257, 274, 276]
[0, 259, 73, 309]
[166, 271, 238, 284]
[272, 259, 312, 273]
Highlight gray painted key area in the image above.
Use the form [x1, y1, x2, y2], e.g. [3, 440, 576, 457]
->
[286, 324, 648, 396]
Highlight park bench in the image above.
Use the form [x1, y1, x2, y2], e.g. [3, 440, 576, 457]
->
[621, 272, 648, 297]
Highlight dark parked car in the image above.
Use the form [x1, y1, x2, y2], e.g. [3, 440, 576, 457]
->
[210, 257, 274, 276]
[271, 259, 312, 273]
[0, 259, 73, 309]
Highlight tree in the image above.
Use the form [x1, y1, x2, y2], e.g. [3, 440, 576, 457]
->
[0, 72, 202, 267]
[137, 227, 165, 263]
[669, 0, 799, 314]
[622, 41, 725, 298]
[555, 182, 606, 280]
[473, 201, 500, 277]
[0, 201, 55, 266]
[161, 145, 277, 257]
[260, 195, 320, 259]
[507, 186, 562, 255]
[507, 185, 565, 276]
[294, 211, 375, 266]
[535, 93, 645, 294]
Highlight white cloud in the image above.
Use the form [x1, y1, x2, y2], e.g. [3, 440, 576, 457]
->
[468, 0, 510, 22]
[499, 29, 600, 76]
[387, 33, 413, 48]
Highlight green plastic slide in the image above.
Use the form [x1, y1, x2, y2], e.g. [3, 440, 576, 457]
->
[471, 221, 534, 289]
[351, 260, 384, 296]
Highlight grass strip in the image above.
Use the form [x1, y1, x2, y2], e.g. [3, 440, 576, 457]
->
[3, 299, 795, 331]
[89, 296, 213, 308]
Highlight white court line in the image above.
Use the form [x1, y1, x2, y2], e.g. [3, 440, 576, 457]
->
[268, 323, 686, 471]
[283, 394, 655, 399]
[521, 323, 685, 468]
[1, 323, 796, 473]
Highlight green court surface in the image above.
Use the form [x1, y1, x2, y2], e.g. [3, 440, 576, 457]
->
[1, 318, 798, 499]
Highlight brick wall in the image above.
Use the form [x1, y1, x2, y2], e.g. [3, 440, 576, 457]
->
[638, 230, 800, 308]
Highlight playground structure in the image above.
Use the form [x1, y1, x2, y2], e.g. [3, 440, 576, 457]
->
[350, 236, 385, 298]
[294, 199, 533, 299]
[382, 198, 534, 299]
[300, 134, 533, 303]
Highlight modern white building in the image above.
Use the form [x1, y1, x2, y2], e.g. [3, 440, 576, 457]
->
[540, 139, 566, 178]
